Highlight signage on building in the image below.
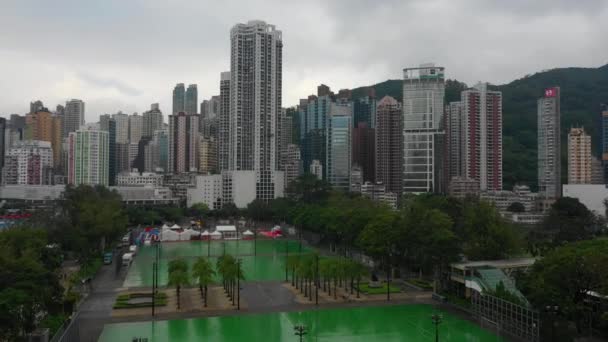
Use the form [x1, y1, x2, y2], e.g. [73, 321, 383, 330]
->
[544, 88, 557, 98]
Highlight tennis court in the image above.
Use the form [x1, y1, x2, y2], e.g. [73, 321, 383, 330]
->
[98, 304, 503, 341]
[124, 240, 311, 287]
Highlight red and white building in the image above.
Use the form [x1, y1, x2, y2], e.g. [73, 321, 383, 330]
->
[2, 140, 53, 185]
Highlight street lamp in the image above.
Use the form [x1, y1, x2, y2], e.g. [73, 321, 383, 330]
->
[294, 325, 307, 342]
[545, 305, 559, 341]
[431, 313, 442, 342]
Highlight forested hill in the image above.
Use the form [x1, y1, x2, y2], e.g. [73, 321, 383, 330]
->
[350, 64, 608, 189]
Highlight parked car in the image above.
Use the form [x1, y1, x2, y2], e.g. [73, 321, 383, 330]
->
[103, 252, 113, 265]
[122, 253, 133, 266]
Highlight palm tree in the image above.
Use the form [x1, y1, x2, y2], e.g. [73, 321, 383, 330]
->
[351, 261, 367, 298]
[167, 258, 190, 309]
[192, 257, 215, 307]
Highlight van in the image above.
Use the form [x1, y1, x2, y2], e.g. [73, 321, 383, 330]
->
[122, 253, 133, 266]
[129, 245, 138, 255]
[103, 252, 113, 265]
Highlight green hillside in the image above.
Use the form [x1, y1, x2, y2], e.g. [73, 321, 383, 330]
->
[350, 65, 608, 189]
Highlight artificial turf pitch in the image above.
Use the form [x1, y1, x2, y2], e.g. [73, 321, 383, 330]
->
[98, 304, 503, 341]
[124, 240, 312, 287]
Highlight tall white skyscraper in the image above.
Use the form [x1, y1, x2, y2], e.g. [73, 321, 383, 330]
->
[402, 64, 445, 193]
[64, 99, 85, 137]
[67, 126, 109, 186]
[229, 20, 283, 201]
[538, 87, 561, 199]
[218, 71, 231, 172]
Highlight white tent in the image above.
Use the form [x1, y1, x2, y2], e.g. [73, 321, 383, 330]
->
[243, 230, 254, 236]
[201, 230, 210, 236]
[161, 229, 180, 241]
[162, 224, 170, 229]
[210, 231, 222, 240]
[171, 224, 181, 230]
[180, 229, 197, 240]
[215, 225, 237, 240]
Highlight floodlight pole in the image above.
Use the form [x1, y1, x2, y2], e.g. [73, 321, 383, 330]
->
[237, 259, 241, 310]
[285, 239, 289, 282]
[431, 314, 442, 342]
[315, 254, 319, 306]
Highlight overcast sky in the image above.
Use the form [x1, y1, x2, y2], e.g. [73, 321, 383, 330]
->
[1, 0, 606, 122]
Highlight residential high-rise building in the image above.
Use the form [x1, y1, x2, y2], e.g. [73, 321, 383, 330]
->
[199, 135, 217, 174]
[461, 83, 503, 191]
[64, 99, 85, 137]
[9, 114, 26, 131]
[402, 64, 445, 193]
[144, 129, 168, 173]
[143, 103, 163, 138]
[185, 84, 198, 115]
[601, 104, 608, 181]
[352, 123, 375, 183]
[229, 20, 284, 201]
[25, 109, 63, 168]
[538, 87, 561, 199]
[2, 140, 52, 185]
[375, 96, 403, 194]
[30, 100, 44, 113]
[218, 71, 231, 172]
[99, 114, 111, 131]
[107, 118, 117, 185]
[446, 102, 464, 185]
[67, 126, 109, 186]
[326, 102, 352, 191]
[129, 113, 143, 143]
[283, 144, 301, 189]
[353, 92, 377, 128]
[172, 83, 185, 114]
[591, 157, 604, 184]
[115, 143, 130, 174]
[568, 127, 592, 184]
[200, 96, 220, 119]
[168, 112, 199, 173]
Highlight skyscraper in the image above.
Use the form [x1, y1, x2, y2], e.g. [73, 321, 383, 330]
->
[229, 20, 283, 201]
[143, 103, 163, 138]
[538, 87, 561, 199]
[3, 140, 53, 185]
[218, 71, 231, 172]
[375, 96, 403, 194]
[402, 64, 445, 193]
[445, 101, 465, 184]
[172, 83, 185, 114]
[352, 123, 375, 183]
[112, 112, 129, 144]
[25, 109, 63, 168]
[129, 113, 143, 143]
[64, 99, 85, 137]
[326, 102, 352, 191]
[168, 112, 200, 173]
[461, 83, 503, 191]
[198, 135, 217, 174]
[185, 84, 198, 114]
[567, 127, 591, 184]
[67, 126, 109, 186]
[0, 118, 5, 184]
[300, 94, 331, 179]
[30, 100, 44, 113]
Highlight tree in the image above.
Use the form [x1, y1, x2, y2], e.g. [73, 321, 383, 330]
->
[461, 200, 520, 260]
[246, 199, 273, 223]
[519, 239, 608, 334]
[286, 174, 331, 203]
[507, 202, 526, 213]
[542, 197, 597, 244]
[191, 257, 215, 307]
[168, 258, 189, 310]
[188, 203, 209, 219]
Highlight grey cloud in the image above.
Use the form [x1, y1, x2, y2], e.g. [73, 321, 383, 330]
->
[77, 72, 142, 97]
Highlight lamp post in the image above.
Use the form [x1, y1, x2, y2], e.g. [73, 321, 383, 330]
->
[294, 325, 307, 342]
[545, 305, 559, 341]
[152, 261, 156, 317]
[315, 254, 319, 306]
[285, 238, 289, 282]
[431, 314, 442, 342]
[237, 259, 241, 310]
[386, 253, 391, 302]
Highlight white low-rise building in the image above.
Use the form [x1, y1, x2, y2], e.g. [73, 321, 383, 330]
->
[116, 172, 163, 187]
[187, 175, 223, 209]
[563, 184, 608, 217]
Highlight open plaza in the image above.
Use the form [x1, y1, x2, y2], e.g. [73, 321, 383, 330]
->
[100, 226, 505, 342]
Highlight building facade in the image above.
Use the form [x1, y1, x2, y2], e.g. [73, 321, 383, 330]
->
[25, 109, 63, 168]
[446, 101, 464, 184]
[375, 96, 403, 194]
[172, 83, 185, 114]
[3, 140, 53, 185]
[601, 104, 608, 182]
[143, 103, 163, 138]
[538, 87, 561, 199]
[229, 20, 284, 201]
[67, 127, 109, 186]
[352, 123, 375, 183]
[326, 103, 352, 191]
[199, 135, 217, 174]
[185, 84, 198, 115]
[129, 113, 143, 144]
[218, 71, 231, 172]
[461, 83, 503, 191]
[116, 172, 163, 187]
[168, 112, 199, 173]
[568, 127, 592, 184]
[112, 112, 130, 144]
[63, 99, 85, 137]
[402, 64, 445, 193]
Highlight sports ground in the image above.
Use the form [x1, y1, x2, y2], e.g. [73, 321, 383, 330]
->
[124, 240, 312, 287]
[99, 304, 503, 341]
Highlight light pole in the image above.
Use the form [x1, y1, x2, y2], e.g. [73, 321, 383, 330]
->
[545, 305, 559, 341]
[315, 254, 319, 306]
[431, 313, 442, 342]
[285, 238, 289, 282]
[237, 259, 241, 310]
[294, 325, 307, 342]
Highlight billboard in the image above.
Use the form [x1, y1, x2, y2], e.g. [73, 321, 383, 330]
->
[544, 87, 558, 98]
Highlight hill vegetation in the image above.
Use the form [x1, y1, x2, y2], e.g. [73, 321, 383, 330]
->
[350, 64, 608, 189]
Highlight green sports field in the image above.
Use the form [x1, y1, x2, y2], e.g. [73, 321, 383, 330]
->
[124, 240, 312, 287]
[98, 304, 503, 341]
